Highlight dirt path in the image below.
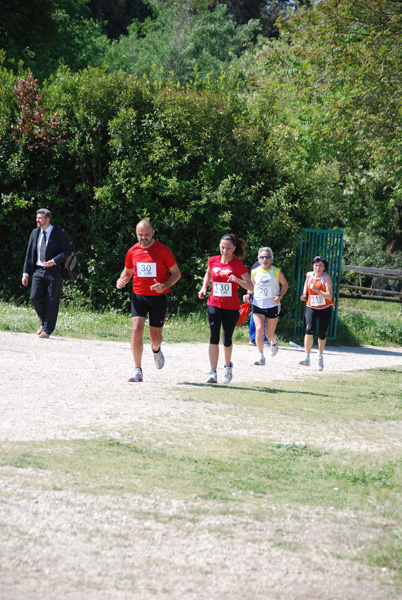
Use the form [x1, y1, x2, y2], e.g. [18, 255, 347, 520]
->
[1, 331, 401, 599]
[2, 331, 402, 442]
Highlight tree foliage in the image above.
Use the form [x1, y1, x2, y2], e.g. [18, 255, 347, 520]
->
[105, 0, 260, 85]
[0, 0, 110, 80]
[239, 0, 402, 252]
[0, 0, 401, 318]
[87, 0, 151, 39]
[0, 66, 302, 313]
[283, 0, 402, 250]
[10, 72, 65, 151]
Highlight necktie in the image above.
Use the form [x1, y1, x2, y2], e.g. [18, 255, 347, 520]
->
[40, 231, 47, 263]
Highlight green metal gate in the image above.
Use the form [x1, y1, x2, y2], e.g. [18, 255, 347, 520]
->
[294, 228, 344, 340]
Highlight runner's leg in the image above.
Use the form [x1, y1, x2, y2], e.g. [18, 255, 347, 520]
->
[253, 312, 266, 355]
[266, 316, 278, 343]
[131, 316, 146, 368]
[207, 305, 222, 371]
[149, 326, 163, 352]
[209, 344, 219, 372]
[148, 295, 168, 353]
[221, 309, 239, 368]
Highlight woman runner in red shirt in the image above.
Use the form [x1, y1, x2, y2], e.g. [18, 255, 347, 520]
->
[198, 234, 253, 384]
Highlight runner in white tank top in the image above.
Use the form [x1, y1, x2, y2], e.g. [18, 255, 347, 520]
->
[247, 247, 288, 366]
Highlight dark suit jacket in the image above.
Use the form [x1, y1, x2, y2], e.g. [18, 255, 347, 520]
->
[23, 225, 72, 277]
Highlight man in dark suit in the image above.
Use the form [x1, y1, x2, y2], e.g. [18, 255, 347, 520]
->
[22, 208, 72, 338]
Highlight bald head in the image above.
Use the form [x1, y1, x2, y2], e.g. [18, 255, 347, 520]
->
[136, 219, 155, 248]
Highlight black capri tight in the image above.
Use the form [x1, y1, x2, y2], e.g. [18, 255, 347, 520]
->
[305, 306, 332, 340]
[207, 305, 239, 347]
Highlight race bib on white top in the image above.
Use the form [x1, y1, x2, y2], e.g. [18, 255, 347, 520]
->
[254, 286, 270, 299]
[310, 294, 326, 307]
[213, 282, 232, 297]
[137, 262, 157, 277]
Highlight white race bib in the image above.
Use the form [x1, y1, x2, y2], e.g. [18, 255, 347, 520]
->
[213, 282, 232, 297]
[137, 262, 157, 277]
[255, 286, 270, 299]
[310, 294, 326, 307]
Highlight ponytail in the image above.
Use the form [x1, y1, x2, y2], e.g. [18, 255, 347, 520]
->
[220, 233, 247, 260]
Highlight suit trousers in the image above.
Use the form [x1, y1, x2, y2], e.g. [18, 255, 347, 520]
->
[30, 267, 63, 334]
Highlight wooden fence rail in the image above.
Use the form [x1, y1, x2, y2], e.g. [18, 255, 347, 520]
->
[339, 265, 402, 304]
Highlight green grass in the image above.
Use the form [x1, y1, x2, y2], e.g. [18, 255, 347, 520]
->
[1, 367, 402, 584]
[337, 298, 402, 346]
[0, 300, 250, 344]
[0, 297, 401, 346]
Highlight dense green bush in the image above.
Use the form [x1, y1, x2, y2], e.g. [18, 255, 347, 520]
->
[0, 65, 304, 316]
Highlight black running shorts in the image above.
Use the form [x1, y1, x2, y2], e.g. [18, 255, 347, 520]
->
[131, 294, 168, 328]
[252, 304, 280, 319]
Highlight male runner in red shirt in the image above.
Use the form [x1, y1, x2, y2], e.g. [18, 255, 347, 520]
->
[116, 219, 181, 382]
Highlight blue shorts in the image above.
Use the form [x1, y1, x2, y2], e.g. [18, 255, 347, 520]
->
[131, 294, 167, 328]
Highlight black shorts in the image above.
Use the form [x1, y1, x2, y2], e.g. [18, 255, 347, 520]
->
[253, 304, 280, 319]
[131, 294, 167, 328]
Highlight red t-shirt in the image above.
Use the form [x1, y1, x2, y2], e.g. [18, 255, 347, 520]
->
[207, 255, 249, 310]
[125, 240, 177, 296]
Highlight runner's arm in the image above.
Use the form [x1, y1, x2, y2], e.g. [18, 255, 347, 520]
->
[150, 263, 181, 293]
[228, 272, 254, 292]
[300, 272, 312, 301]
[243, 273, 256, 302]
[278, 271, 289, 298]
[315, 274, 333, 300]
[116, 267, 134, 289]
[198, 267, 211, 299]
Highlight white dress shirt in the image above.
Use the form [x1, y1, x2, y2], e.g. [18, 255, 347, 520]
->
[36, 224, 53, 266]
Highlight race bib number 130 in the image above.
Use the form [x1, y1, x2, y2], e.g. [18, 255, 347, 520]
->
[213, 282, 232, 297]
[137, 262, 157, 277]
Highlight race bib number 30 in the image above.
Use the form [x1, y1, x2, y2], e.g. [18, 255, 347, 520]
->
[137, 262, 157, 277]
[310, 294, 326, 307]
[213, 282, 232, 297]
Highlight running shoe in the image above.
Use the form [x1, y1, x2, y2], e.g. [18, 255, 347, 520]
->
[249, 339, 256, 346]
[128, 367, 143, 382]
[152, 346, 165, 370]
[264, 340, 270, 348]
[298, 357, 310, 367]
[207, 370, 218, 384]
[318, 356, 324, 371]
[223, 362, 233, 384]
[254, 356, 266, 366]
[270, 338, 278, 357]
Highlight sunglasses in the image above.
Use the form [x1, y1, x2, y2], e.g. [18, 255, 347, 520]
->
[259, 255, 272, 260]
[313, 256, 325, 261]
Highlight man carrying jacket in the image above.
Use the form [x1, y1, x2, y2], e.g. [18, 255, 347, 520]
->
[22, 208, 72, 338]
